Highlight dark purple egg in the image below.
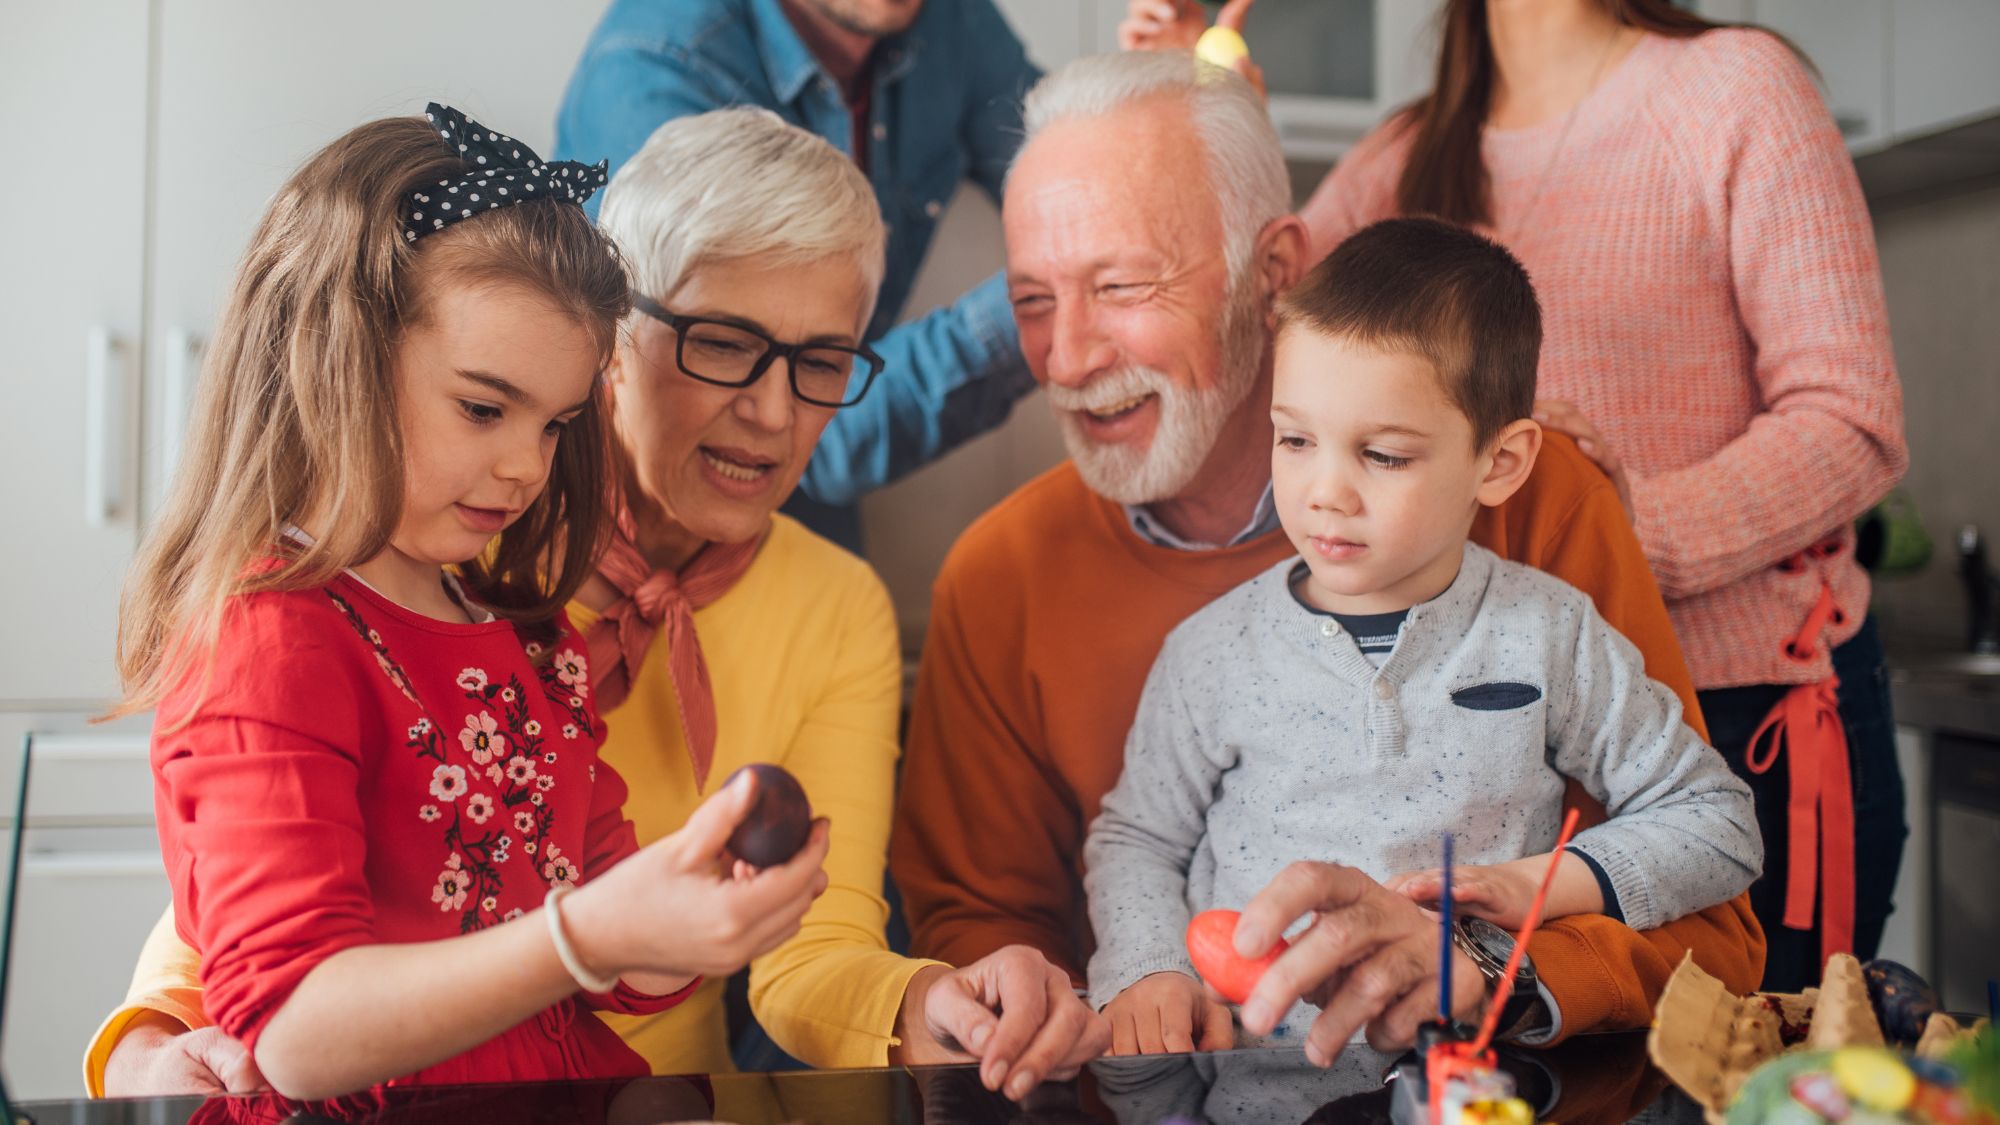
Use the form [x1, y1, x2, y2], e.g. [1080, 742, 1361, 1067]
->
[724, 763, 812, 868]
[1862, 958, 1938, 1044]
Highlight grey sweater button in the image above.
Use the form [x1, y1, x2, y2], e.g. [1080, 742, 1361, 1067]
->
[1319, 619, 1340, 637]
[1374, 679, 1394, 699]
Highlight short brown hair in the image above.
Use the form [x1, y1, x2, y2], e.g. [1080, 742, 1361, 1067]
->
[1277, 217, 1540, 448]
[114, 114, 627, 719]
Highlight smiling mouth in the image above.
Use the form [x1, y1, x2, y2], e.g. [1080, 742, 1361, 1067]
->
[1081, 393, 1156, 423]
[701, 447, 776, 483]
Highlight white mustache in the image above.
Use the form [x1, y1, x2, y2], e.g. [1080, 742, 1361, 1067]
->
[1043, 366, 1172, 413]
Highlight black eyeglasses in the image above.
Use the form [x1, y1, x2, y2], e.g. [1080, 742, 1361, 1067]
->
[629, 291, 884, 408]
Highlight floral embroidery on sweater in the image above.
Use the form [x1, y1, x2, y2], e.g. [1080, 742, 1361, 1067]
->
[540, 647, 595, 742]
[326, 589, 583, 934]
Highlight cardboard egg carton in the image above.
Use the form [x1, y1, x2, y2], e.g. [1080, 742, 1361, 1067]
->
[1645, 952, 1983, 1124]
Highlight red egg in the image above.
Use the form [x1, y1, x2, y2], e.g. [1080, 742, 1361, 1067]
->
[723, 763, 812, 868]
[1186, 909, 1289, 1005]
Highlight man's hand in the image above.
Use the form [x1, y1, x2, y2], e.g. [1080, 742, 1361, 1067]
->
[895, 946, 1110, 1100]
[102, 1013, 266, 1097]
[1102, 970, 1233, 1056]
[1233, 862, 1486, 1066]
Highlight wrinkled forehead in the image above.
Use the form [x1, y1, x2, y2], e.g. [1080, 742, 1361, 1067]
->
[1003, 106, 1224, 277]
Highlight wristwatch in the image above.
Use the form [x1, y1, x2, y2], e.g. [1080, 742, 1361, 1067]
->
[1450, 917, 1551, 1040]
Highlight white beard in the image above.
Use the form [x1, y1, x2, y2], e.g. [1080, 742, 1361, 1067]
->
[1046, 278, 1266, 506]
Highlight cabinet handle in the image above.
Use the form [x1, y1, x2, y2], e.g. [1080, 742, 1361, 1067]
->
[83, 326, 130, 527]
[161, 327, 205, 481]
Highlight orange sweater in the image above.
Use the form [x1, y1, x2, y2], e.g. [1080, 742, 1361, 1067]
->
[891, 433, 1763, 1040]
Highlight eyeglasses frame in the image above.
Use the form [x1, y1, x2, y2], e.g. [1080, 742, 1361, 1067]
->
[628, 291, 884, 409]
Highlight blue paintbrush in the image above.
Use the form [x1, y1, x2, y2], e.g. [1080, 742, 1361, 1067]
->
[1438, 832, 1454, 1023]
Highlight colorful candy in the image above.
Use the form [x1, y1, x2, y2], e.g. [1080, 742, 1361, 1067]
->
[1835, 1048, 1920, 1113]
[1793, 1072, 1854, 1120]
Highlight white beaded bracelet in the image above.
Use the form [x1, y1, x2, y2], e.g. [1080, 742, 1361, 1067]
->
[544, 886, 619, 994]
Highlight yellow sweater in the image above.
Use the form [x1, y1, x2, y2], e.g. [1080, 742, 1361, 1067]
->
[84, 515, 937, 1093]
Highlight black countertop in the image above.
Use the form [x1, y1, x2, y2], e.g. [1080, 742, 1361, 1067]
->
[20, 1033, 1700, 1125]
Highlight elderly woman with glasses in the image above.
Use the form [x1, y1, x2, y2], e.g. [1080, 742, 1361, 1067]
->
[89, 108, 1107, 1103]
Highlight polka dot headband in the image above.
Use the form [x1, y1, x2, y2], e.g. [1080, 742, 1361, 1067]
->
[402, 103, 609, 244]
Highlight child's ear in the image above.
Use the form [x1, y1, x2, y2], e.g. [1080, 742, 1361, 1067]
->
[1475, 418, 1543, 508]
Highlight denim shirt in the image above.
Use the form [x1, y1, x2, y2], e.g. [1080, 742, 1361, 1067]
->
[555, 0, 1041, 549]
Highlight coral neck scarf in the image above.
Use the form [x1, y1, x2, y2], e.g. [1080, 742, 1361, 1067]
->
[583, 505, 766, 792]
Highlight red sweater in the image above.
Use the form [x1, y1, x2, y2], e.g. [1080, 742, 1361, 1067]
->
[152, 573, 689, 1087]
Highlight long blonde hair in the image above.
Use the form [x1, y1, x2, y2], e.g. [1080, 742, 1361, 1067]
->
[111, 115, 628, 719]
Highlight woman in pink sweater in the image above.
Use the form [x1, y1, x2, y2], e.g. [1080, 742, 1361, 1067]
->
[1122, 0, 1907, 990]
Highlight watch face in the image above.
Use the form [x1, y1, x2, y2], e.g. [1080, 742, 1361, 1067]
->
[1465, 918, 1535, 984]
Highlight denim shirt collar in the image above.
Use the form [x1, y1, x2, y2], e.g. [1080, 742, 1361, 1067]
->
[751, 0, 921, 106]
[751, 0, 824, 105]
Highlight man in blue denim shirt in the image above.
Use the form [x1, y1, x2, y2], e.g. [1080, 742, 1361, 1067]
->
[556, 0, 1041, 551]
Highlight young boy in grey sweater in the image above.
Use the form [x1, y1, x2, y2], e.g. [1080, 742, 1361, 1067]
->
[1083, 218, 1761, 1052]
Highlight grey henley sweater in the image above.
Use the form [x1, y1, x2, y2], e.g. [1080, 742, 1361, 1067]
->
[1083, 543, 1761, 1017]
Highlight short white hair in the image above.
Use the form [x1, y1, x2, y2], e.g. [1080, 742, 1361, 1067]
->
[1021, 51, 1290, 279]
[598, 107, 887, 319]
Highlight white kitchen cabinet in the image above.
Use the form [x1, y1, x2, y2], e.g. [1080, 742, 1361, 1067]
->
[0, 728, 163, 1102]
[1001, 0, 1442, 160]
[0, 0, 152, 706]
[1, 1, 611, 709]
[1706, 0, 2000, 157]
[1890, 0, 2000, 139]
[1256, 0, 1443, 161]
[143, 1, 609, 514]
[995, 0, 1099, 71]
[1752, 0, 1893, 150]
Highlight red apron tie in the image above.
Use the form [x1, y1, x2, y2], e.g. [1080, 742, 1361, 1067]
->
[1745, 538, 1855, 969]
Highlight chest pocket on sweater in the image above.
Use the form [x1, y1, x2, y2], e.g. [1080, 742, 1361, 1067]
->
[1450, 682, 1544, 711]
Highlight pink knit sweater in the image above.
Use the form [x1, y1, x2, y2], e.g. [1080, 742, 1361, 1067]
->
[1302, 29, 1907, 690]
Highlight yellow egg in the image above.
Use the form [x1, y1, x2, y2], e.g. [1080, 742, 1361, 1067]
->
[1195, 26, 1250, 68]
[1830, 1048, 1916, 1112]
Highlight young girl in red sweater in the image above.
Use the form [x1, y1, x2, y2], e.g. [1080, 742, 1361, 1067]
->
[109, 105, 830, 1101]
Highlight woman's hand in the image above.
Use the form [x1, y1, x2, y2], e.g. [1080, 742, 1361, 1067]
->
[567, 770, 831, 985]
[1533, 400, 1634, 521]
[895, 946, 1110, 1100]
[1118, 0, 1206, 51]
[1234, 862, 1486, 1065]
[102, 1013, 266, 1097]
[1102, 970, 1233, 1056]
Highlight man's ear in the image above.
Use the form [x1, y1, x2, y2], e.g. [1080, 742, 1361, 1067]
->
[1476, 418, 1543, 509]
[1255, 214, 1312, 328]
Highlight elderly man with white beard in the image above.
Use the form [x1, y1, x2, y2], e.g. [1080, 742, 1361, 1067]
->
[890, 50, 1763, 1065]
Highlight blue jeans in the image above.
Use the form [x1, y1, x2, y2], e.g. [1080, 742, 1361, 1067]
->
[1698, 615, 1908, 991]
